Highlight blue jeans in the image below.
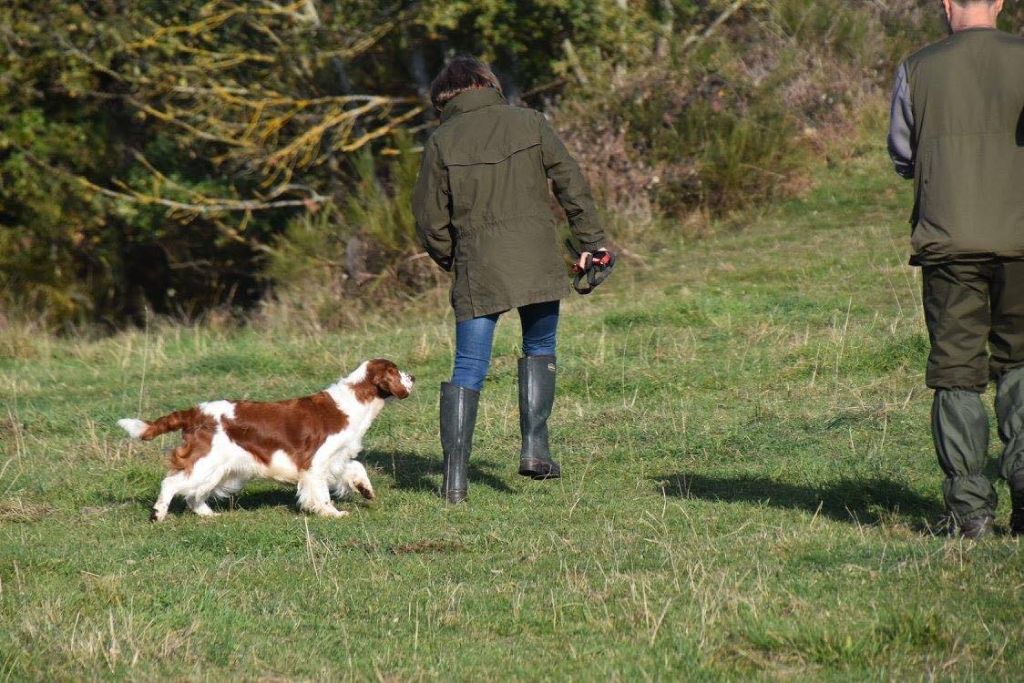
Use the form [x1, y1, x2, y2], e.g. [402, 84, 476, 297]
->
[451, 301, 559, 392]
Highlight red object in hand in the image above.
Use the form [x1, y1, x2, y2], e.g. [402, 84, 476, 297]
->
[565, 240, 616, 294]
[571, 250, 611, 274]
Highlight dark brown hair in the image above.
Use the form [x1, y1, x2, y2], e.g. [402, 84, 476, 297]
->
[429, 56, 502, 111]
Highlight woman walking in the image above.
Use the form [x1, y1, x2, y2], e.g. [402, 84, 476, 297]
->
[413, 56, 609, 503]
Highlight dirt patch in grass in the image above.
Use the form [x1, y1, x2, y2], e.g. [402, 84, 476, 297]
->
[0, 415, 25, 440]
[334, 538, 467, 555]
[0, 499, 54, 523]
[392, 540, 466, 555]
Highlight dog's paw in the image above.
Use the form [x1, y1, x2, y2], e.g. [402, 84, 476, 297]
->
[355, 482, 375, 501]
[307, 504, 349, 518]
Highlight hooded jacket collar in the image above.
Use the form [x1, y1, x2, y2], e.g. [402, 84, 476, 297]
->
[440, 88, 506, 123]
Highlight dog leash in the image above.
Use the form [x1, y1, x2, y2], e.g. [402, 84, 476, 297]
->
[566, 240, 616, 295]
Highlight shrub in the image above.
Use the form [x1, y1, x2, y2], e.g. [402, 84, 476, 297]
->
[548, 0, 955, 233]
[261, 133, 443, 329]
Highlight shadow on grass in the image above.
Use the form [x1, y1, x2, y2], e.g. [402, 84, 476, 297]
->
[229, 487, 296, 511]
[653, 472, 944, 532]
[102, 488, 299, 516]
[362, 449, 514, 494]
[102, 483, 367, 518]
[225, 488, 376, 512]
[103, 449, 513, 520]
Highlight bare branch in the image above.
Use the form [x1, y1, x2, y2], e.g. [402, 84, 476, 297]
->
[15, 144, 327, 216]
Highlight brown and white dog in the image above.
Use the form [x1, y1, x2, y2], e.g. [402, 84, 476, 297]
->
[118, 359, 414, 521]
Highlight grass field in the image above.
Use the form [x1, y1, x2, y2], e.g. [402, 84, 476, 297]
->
[3, 140, 1023, 681]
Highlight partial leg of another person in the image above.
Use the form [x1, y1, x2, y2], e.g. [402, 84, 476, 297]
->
[517, 300, 561, 479]
[990, 260, 1024, 534]
[441, 313, 498, 503]
[923, 263, 997, 537]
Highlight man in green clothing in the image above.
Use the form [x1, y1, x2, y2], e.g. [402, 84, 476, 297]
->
[888, 0, 1024, 537]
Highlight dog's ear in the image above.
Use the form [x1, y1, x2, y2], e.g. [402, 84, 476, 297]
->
[385, 366, 409, 399]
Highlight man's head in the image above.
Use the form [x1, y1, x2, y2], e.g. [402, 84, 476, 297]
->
[429, 56, 502, 112]
[943, 0, 1004, 32]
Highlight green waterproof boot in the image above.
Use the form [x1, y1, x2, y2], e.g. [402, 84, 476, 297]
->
[932, 389, 998, 536]
[518, 355, 561, 480]
[440, 382, 479, 504]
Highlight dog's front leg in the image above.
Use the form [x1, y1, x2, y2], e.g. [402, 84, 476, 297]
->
[297, 472, 348, 518]
[152, 471, 189, 522]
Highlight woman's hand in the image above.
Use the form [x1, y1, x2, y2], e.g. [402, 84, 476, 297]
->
[577, 248, 611, 271]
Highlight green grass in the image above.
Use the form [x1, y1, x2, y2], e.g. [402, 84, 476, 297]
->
[3, 142, 1022, 681]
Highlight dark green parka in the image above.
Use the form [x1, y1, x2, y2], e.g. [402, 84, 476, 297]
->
[412, 88, 606, 321]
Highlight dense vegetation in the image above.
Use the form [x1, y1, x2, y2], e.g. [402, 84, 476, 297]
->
[2, 1, 1021, 329]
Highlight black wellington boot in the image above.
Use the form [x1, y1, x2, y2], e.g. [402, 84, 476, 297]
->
[1010, 473, 1024, 536]
[997, 368, 1024, 536]
[517, 355, 561, 480]
[440, 382, 479, 504]
[959, 514, 995, 539]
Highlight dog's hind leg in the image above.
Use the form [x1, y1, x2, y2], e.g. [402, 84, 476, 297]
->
[211, 477, 245, 501]
[185, 496, 218, 517]
[183, 466, 236, 517]
[152, 471, 188, 522]
[297, 473, 348, 518]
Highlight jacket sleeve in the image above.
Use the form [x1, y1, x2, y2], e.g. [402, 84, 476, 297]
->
[539, 114, 606, 252]
[412, 137, 454, 271]
[887, 62, 915, 179]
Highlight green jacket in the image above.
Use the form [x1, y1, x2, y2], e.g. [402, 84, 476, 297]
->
[412, 88, 606, 321]
[888, 28, 1024, 265]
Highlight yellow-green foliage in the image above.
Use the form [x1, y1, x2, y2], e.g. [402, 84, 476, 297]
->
[5, 0, 1017, 329]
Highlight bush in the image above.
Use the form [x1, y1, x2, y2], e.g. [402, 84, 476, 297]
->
[261, 133, 444, 330]
[551, 0, 952, 232]
[6, 0, 1017, 330]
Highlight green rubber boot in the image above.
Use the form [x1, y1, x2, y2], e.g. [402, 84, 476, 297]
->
[932, 389, 997, 535]
[517, 355, 561, 480]
[440, 382, 479, 504]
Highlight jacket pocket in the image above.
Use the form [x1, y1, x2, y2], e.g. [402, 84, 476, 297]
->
[916, 134, 1016, 256]
[464, 215, 566, 307]
[914, 137, 954, 254]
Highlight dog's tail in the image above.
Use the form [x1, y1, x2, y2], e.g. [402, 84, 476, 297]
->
[118, 408, 202, 441]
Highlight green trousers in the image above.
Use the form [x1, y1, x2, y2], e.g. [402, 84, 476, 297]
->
[922, 261, 1024, 521]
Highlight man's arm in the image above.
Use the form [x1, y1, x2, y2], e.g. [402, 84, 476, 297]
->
[887, 62, 915, 179]
[412, 137, 454, 271]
